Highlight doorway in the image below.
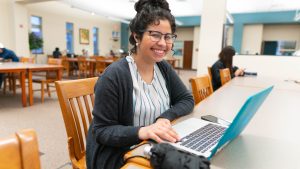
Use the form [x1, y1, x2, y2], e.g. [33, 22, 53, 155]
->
[183, 41, 193, 69]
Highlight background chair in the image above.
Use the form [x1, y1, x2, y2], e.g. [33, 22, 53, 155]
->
[207, 66, 213, 83]
[62, 56, 74, 78]
[55, 77, 98, 169]
[20, 57, 35, 63]
[189, 75, 213, 104]
[32, 58, 62, 103]
[77, 57, 90, 78]
[95, 57, 107, 76]
[220, 68, 231, 86]
[0, 129, 41, 169]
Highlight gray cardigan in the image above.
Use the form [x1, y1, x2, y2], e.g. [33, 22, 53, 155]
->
[86, 58, 194, 169]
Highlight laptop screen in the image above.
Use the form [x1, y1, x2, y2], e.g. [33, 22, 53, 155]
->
[209, 86, 274, 158]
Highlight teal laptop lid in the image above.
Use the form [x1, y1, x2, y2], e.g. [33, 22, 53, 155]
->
[209, 86, 274, 159]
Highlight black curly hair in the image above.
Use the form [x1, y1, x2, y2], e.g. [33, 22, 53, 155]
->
[129, 0, 176, 54]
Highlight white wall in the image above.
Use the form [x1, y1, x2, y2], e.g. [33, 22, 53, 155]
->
[13, 2, 30, 57]
[234, 55, 300, 79]
[197, 0, 227, 75]
[192, 26, 200, 69]
[241, 24, 263, 55]
[0, 0, 16, 51]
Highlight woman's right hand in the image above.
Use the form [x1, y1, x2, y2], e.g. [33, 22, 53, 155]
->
[138, 118, 180, 143]
[235, 68, 245, 76]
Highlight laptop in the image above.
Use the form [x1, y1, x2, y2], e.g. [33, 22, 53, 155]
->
[170, 86, 274, 159]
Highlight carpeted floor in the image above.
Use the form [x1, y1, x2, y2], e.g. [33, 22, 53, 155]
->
[0, 69, 196, 169]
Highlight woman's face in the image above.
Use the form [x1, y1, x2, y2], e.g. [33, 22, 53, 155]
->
[137, 19, 173, 63]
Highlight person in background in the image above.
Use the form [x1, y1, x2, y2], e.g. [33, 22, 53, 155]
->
[0, 43, 19, 88]
[109, 50, 116, 57]
[82, 49, 88, 57]
[86, 0, 194, 168]
[52, 47, 62, 58]
[211, 46, 245, 91]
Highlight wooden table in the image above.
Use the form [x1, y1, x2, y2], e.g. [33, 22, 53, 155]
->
[0, 62, 27, 107]
[124, 76, 300, 169]
[27, 64, 63, 106]
[0, 62, 63, 107]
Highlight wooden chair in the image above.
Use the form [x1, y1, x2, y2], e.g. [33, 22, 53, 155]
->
[55, 77, 98, 169]
[95, 57, 107, 76]
[77, 57, 90, 78]
[189, 75, 213, 104]
[62, 56, 74, 78]
[207, 66, 213, 83]
[20, 57, 35, 63]
[220, 68, 231, 86]
[0, 129, 41, 169]
[2, 59, 17, 94]
[32, 58, 62, 103]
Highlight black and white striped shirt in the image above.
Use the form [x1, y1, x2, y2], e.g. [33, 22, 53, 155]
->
[126, 56, 170, 126]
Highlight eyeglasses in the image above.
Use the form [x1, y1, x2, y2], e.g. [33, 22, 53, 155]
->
[146, 30, 177, 44]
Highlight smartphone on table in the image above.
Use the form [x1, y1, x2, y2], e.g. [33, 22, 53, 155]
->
[201, 115, 231, 126]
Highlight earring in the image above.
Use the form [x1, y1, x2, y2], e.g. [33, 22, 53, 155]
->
[136, 42, 139, 46]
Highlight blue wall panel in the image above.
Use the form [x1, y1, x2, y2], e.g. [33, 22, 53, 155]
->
[121, 23, 129, 52]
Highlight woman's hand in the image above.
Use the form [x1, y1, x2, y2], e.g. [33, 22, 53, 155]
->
[235, 68, 245, 76]
[138, 118, 180, 143]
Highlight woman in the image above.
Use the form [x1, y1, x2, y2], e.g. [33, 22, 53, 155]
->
[211, 46, 244, 91]
[86, 0, 194, 168]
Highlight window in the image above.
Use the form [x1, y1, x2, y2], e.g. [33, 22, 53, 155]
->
[93, 27, 99, 55]
[30, 16, 43, 54]
[66, 22, 74, 54]
[262, 40, 297, 56]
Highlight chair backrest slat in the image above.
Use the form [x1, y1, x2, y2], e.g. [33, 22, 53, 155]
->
[69, 97, 85, 155]
[76, 97, 89, 137]
[83, 95, 93, 124]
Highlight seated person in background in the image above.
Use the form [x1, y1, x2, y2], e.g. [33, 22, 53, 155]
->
[211, 46, 244, 91]
[86, 0, 194, 168]
[52, 47, 62, 58]
[0, 43, 19, 62]
[82, 49, 88, 57]
[0, 43, 19, 88]
[110, 50, 116, 57]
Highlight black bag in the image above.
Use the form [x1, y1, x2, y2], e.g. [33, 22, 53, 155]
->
[149, 143, 210, 169]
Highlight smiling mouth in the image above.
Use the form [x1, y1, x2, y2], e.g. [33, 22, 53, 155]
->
[153, 49, 166, 56]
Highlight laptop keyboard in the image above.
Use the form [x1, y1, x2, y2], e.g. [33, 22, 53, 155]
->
[179, 123, 226, 153]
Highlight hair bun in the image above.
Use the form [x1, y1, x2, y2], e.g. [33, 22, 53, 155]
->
[135, 0, 170, 13]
